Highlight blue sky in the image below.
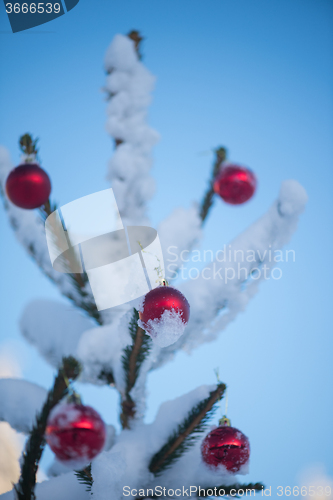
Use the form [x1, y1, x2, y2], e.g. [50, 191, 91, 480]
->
[0, 0, 332, 495]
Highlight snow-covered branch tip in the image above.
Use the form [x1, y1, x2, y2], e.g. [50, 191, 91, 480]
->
[121, 309, 152, 429]
[155, 179, 308, 368]
[149, 383, 226, 476]
[15, 356, 81, 500]
[104, 32, 159, 226]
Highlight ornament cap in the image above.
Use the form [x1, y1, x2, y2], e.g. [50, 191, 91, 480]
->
[219, 415, 231, 427]
[157, 278, 168, 286]
[66, 392, 82, 405]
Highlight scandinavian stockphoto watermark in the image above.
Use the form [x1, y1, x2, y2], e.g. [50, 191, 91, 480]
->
[166, 246, 296, 283]
[44, 188, 295, 312]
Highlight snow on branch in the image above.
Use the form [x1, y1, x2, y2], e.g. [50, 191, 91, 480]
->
[148, 383, 225, 476]
[0, 379, 47, 434]
[76, 308, 157, 422]
[0, 148, 62, 286]
[76, 309, 134, 389]
[154, 180, 308, 366]
[20, 300, 95, 369]
[0, 147, 103, 324]
[120, 309, 152, 429]
[90, 385, 231, 499]
[0, 471, 89, 500]
[15, 357, 81, 500]
[104, 34, 159, 225]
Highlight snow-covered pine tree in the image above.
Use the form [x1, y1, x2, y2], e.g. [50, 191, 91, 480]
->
[0, 31, 307, 500]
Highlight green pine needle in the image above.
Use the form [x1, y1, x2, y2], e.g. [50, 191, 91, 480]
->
[149, 383, 226, 476]
[74, 464, 93, 492]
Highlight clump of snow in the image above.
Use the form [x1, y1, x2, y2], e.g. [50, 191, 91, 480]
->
[92, 450, 128, 499]
[104, 34, 159, 225]
[20, 300, 94, 368]
[77, 310, 132, 390]
[0, 423, 24, 495]
[105, 35, 138, 72]
[0, 471, 90, 500]
[0, 342, 22, 378]
[138, 309, 187, 348]
[278, 180, 308, 217]
[0, 379, 46, 433]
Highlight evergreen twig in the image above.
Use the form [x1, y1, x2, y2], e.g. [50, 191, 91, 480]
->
[149, 383, 226, 476]
[121, 309, 152, 428]
[200, 147, 227, 223]
[38, 198, 104, 325]
[14, 356, 81, 500]
[74, 464, 94, 492]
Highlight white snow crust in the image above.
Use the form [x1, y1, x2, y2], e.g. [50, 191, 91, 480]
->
[0, 379, 47, 433]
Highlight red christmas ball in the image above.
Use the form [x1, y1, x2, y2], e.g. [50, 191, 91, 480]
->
[139, 285, 190, 328]
[213, 164, 256, 205]
[45, 403, 106, 466]
[139, 285, 190, 347]
[5, 163, 51, 209]
[201, 423, 250, 473]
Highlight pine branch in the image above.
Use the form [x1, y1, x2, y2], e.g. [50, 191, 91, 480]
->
[0, 133, 104, 326]
[121, 309, 152, 429]
[98, 368, 115, 385]
[199, 147, 227, 223]
[149, 383, 226, 476]
[197, 483, 265, 497]
[127, 30, 144, 59]
[14, 356, 81, 500]
[106, 30, 143, 146]
[74, 464, 93, 492]
[39, 199, 103, 325]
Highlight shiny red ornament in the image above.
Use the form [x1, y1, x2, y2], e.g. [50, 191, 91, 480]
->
[213, 164, 256, 205]
[45, 403, 106, 466]
[5, 163, 51, 209]
[201, 421, 250, 473]
[139, 285, 190, 331]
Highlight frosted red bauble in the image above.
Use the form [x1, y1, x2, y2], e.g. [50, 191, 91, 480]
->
[213, 164, 256, 205]
[139, 285, 190, 330]
[45, 403, 106, 466]
[5, 163, 51, 209]
[201, 425, 250, 473]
